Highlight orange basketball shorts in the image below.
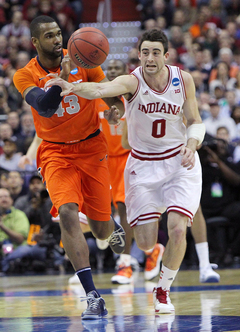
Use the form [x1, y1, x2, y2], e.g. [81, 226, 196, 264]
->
[36, 131, 111, 221]
[108, 152, 129, 208]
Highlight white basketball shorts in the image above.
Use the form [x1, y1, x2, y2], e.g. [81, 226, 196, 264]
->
[124, 152, 202, 227]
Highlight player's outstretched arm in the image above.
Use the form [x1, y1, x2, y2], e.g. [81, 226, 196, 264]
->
[45, 74, 137, 100]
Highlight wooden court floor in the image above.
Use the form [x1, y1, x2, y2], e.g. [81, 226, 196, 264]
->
[0, 268, 240, 332]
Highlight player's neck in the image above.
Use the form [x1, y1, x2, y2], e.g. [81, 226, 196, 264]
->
[144, 65, 169, 92]
[37, 55, 62, 72]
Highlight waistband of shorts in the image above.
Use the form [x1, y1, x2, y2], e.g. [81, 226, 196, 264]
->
[131, 144, 184, 161]
[43, 129, 100, 145]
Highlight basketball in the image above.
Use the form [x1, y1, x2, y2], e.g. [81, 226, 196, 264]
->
[67, 27, 109, 69]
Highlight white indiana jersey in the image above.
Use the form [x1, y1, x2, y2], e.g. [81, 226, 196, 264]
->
[125, 65, 187, 159]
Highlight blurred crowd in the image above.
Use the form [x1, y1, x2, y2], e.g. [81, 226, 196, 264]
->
[0, 0, 240, 274]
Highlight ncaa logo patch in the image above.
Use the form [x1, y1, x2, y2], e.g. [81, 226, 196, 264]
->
[172, 78, 180, 86]
[70, 68, 78, 75]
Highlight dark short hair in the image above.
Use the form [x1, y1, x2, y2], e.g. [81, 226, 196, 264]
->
[231, 104, 240, 117]
[138, 29, 169, 54]
[107, 59, 126, 72]
[29, 174, 42, 183]
[216, 126, 229, 133]
[30, 15, 57, 39]
[209, 99, 219, 106]
[3, 138, 17, 145]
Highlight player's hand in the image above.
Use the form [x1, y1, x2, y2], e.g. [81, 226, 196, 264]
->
[60, 54, 76, 80]
[180, 146, 195, 170]
[104, 106, 121, 125]
[18, 155, 33, 169]
[44, 76, 74, 96]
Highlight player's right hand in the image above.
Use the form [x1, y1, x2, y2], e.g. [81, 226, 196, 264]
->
[104, 105, 121, 125]
[18, 155, 33, 169]
[44, 75, 73, 96]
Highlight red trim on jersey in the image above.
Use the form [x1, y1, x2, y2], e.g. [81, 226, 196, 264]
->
[133, 144, 183, 156]
[131, 144, 183, 161]
[141, 65, 172, 95]
[130, 212, 161, 227]
[131, 150, 181, 161]
[167, 206, 193, 220]
[178, 67, 187, 100]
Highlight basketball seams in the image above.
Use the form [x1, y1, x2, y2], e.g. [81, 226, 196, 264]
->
[67, 27, 109, 69]
[68, 38, 75, 66]
[71, 39, 104, 67]
[68, 38, 96, 68]
[76, 30, 108, 42]
[73, 37, 109, 57]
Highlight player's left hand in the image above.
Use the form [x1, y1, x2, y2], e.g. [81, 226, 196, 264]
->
[104, 106, 121, 125]
[180, 146, 195, 170]
[18, 155, 33, 169]
[60, 54, 76, 80]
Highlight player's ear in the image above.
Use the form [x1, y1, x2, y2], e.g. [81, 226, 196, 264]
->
[31, 37, 38, 48]
[164, 52, 169, 61]
[164, 52, 169, 60]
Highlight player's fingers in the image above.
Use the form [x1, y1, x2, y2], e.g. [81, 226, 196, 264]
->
[104, 109, 110, 116]
[18, 159, 25, 169]
[18, 162, 25, 169]
[182, 160, 191, 168]
[187, 164, 194, 170]
[187, 159, 195, 170]
[18, 156, 32, 169]
[44, 79, 55, 88]
[180, 146, 186, 155]
[46, 73, 59, 78]
[181, 153, 194, 167]
[44, 78, 61, 88]
[63, 54, 70, 60]
[185, 155, 195, 170]
[181, 154, 189, 166]
[181, 147, 193, 160]
[60, 90, 69, 96]
[182, 159, 190, 167]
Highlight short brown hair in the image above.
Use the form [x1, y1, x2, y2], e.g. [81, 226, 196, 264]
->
[138, 29, 169, 54]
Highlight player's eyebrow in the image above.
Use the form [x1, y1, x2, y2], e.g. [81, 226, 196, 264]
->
[44, 31, 53, 37]
[44, 29, 61, 37]
[142, 48, 161, 51]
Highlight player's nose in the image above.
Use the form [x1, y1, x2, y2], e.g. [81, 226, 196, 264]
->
[147, 53, 154, 61]
[54, 35, 62, 44]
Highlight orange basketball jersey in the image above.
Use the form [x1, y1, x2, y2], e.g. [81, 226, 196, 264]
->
[96, 98, 130, 157]
[13, 49, 105, 143]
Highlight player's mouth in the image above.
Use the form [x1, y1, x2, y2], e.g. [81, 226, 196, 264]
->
[146, 64, 156, 68]
[54, 45, 62, 52]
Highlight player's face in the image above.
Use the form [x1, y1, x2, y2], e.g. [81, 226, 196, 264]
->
[139, 41, 169, 75]
[106, 60, 125, 81]
[34, 22, 63, 60]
